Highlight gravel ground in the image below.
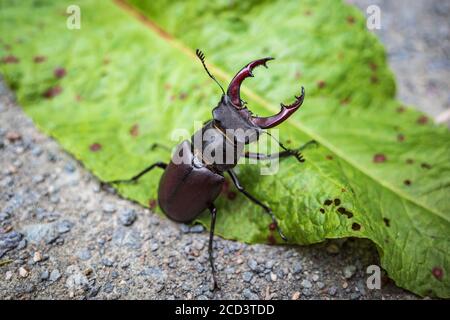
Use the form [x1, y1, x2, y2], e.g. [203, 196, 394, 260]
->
[1, 1, 448, 300]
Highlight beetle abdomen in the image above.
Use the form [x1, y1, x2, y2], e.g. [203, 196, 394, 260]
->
[158, 140, 224, 222]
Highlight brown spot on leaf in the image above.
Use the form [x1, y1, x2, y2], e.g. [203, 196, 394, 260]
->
[346, 16, 355, 24]
[103, 58, 110, 65]
[421, 163, 432, 169]
[267, 234, 276, 245]
[295, 71, 301, 80]
[337, 207, 346, 214]
[227, 191, 237, 200]
[75, 95, 82, 102]
[406, 158, 414, 164]
[304, 10, 312, 16]
[334, 199, 341, 206]
[369, 62, 378, 71]
[370, 75, 379, 84]
[164, 83, 171, 90]
[320, 208, 325, 214]
[417, 115, 428, 125]
[344, 210, 353, 219]
[317, 80, 326, 89]
[149, 199, 157, 210]
[43, 86, 62, 99]
[383, 218, 390, 227]
[33, 55, 46, 63]
[404, 179, 412, 186]
[326, 155, 333, 160]
[179, 92, 187, 100]
[397, 134, 405, 142]
[396, 106, 406, 113]
[269, 222, 277, 231]
[129, 124, 139, 137]
[89, 143, 102, 152]
[373, 153, 386, 163]
[221, 180, 230, 194]
[2, 55, 19, 64]
[351, 223, 361, 231]
[340, 98, 350, 105]
[54, 67, 66, 79]
[432, 267, 443, 281]
[324, 199, 333, 206]
[341, 188, 346, 193]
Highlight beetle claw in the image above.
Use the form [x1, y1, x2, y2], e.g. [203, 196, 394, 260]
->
[227, 57, 274, 107]
[250, 86, 305, 129]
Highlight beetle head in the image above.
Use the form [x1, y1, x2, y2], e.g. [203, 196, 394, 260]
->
[195, 50, 305, 140]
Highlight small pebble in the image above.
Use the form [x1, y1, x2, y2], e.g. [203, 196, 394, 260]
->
[32, 175, 45, 184]
[301, 279, 312, 289]
[242, 271, 253, 283]
[57, 220, 72, 234]
[40, 270, 49, 281]
[312, 274, 319, 282]
[118, 209, 137, 226]
[33, 251, 43, 262]
[19, 267, 29, 278]
[328, 286, 338, 296]
[49, 269, 61, 282]
[247, 259, 258, 271]
[270, 272, 277, 282]
[292, 291, 301, 300]
[77, 248, 91, 261]
[189, 225, 204, 233]
[343, 265, 357, 279]
[5, 270, 13, 280]
[102, 258, 114, 267]
[243, 288, 259, 300]
[150, 242, 159, 252]
[102, 203, 116, 214]
[292, 262, 303, 274]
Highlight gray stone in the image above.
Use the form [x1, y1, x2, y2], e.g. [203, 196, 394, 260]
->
[189, 225, 205, 233]
[293, 262, 303, 274]
[242, 271, 253, 283]
[77, 248, 91, 261]
[57, 220, 73, 234]
[49, 269, 61, 282]
[301, 279, 312, 289]
[343, 265, 357, 279]
[118, 209, 137, 226]
[243, 288, 259, 300]
[40, 270, 49, 281]
[328, 286, 338, 296]
[102, 258, 114, 267]
[102, 203, 116, 214]
[0, 230, 23, 258]
[247, 259, 258, 271]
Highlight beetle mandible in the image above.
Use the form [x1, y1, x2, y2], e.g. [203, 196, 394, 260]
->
[111, 50, 314, 290]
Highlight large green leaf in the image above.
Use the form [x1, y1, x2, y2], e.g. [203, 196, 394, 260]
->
[1, 0, 449, 297]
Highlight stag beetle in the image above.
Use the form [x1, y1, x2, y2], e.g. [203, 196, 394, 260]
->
[111, 50, 314, 290]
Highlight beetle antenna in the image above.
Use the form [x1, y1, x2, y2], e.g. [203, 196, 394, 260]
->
[196, 49, 225, 95]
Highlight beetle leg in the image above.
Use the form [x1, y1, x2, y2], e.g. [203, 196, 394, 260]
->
[108, 161, 167, 184]
[208, 204, 219, 291]
[227, 170, 288, 241]
[244, 139, 317, 162]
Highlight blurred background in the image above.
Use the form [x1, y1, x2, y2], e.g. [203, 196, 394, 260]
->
[351, 0, 450, 125]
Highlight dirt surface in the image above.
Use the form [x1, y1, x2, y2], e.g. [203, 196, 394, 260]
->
[1, 1, 448, 300]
